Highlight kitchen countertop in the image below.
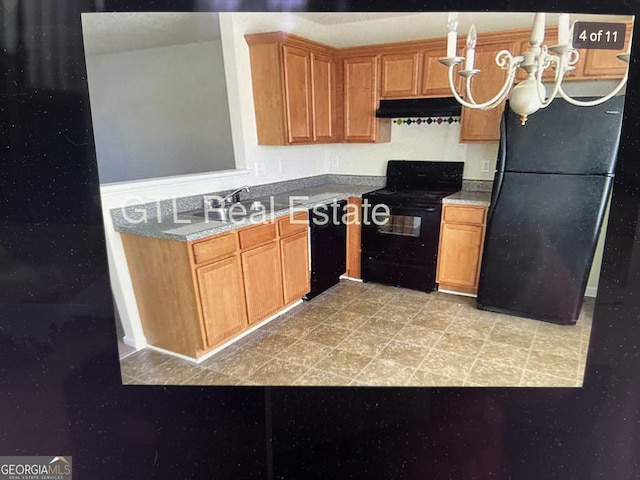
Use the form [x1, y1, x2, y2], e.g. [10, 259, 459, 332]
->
[113, 183, 378, 242]
[443, 190, 492, 207]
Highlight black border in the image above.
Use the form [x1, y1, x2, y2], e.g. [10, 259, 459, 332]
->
[1, 1, 639, 478]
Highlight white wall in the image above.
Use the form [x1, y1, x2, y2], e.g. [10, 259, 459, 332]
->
[323, 124, 498, 179]
[86, 39, 235, 183]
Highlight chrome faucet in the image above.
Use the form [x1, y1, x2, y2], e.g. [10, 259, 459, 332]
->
[213, 185, 250, 207]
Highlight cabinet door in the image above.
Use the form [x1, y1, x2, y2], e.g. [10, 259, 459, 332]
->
[282, 45, 314, 144]
[311, 53, 336, 142]
[437, 223, 484, 289]
[460, 40, 518, 143]
[380, 52, 420, 98]
[344, 55, 385, 142]
[280, 230, 310, 304]
[582, 24, 632, 79]
[197, 255, 248, 348]
[242, 241, 284, 324]
[420, 44, 462, 97]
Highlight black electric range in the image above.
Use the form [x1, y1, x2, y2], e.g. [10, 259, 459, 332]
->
[361, 160, 464, 292]
[364, 188, 459, 207]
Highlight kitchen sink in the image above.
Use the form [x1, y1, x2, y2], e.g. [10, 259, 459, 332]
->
[183, 199, 286, 223]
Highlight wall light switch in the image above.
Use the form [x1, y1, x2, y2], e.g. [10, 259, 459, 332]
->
[254, 161, 266, 176]
[481, 160, 491, 173]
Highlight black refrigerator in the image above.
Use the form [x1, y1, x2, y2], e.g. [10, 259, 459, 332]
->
[477, 96, 625, 324]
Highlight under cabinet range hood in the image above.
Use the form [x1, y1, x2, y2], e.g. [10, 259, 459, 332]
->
[375, 98, 462, 118]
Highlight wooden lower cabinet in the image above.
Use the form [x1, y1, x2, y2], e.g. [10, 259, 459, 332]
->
[120, 233, 210, 358]
[280, 230, 310, 304]
[121, 213, 311, 359]
[436, 205, 488, 295]
[345, 197, 362, 279]
[242, 240, 284, 324]
[196, 255, 248, 347]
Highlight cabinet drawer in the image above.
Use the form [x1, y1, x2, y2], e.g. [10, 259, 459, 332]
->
[192, 233, 238, 265]
[443, 205, 487, 225]
[278, 211, 309, 237]
[239, 222, 278, 250]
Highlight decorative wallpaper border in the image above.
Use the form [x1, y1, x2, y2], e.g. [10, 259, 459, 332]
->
[394, 117, 461, 125]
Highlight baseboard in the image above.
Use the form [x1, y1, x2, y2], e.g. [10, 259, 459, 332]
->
[339, 275, 363, 282]
[437, 283, 478, 298]
[438, 288, 477, 298]
[123, 335, 146, 350]
[147, 299, 304, 365]
[585, 286, 598, 298]
[146, 345, 202, 364]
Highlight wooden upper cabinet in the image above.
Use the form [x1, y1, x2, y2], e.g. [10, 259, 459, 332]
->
[311, 53, 337, 142]
[246, 24, 632, 147]
[379, 41, 461, 98]
[343, 55, 390, 143]
[245, 32, 338, 145]
[380, 51, 420, 98]
[421, 42, 461, 97]
[582, 22, 632, 79]
[460, 38, 519, 143]
[282, 45, 314, 144]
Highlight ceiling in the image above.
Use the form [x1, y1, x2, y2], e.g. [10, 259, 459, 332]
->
[81, 13, 221, 56]
[293, 12, 419, 26]
[81, 11, 634, 56]
[292, 12, 633, 41]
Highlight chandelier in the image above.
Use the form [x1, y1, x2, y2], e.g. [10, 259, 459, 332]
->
[439, 13, 631, 125]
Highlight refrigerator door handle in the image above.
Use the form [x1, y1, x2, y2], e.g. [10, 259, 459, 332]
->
[487, 113, 507, 223]
[496, 112, 507, 174]
[487, 173, 503, 223]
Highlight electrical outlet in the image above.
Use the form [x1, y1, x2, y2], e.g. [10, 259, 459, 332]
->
[254, 161, 266, 176]
[278, 159, 284, 173]
[481, 160, 491, 173]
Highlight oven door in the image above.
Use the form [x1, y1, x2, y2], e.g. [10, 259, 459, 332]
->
[361, 202, 441, 261]
[360, 200, 442, 291]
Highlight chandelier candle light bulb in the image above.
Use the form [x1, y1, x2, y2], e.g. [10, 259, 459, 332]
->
[447, 12, 459, 58]
[558, 13, 571, 46]
[465, 24, 477, 71]
[530, 12, 546, 46]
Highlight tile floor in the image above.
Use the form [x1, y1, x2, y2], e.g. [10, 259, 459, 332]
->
[120, 280, 593, 387]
